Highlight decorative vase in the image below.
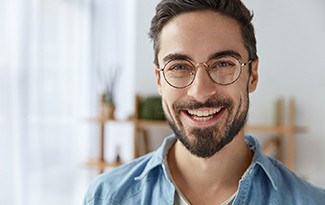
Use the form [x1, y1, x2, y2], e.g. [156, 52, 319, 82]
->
[100, 95, 115, 119]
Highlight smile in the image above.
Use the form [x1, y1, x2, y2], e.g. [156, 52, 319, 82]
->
[186, 107, 223, 122]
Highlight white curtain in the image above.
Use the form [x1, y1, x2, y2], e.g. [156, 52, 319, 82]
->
[0, 0, 95, 204]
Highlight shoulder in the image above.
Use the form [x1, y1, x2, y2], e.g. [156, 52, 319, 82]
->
[245, 135, 325, 203]
[83, 135, 177, 205]
[84, 153, 157, 204]
[266, 157, 325, 203]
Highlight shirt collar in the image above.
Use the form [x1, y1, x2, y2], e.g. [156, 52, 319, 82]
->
[135, 134, 279, 191]
[134, 135, 176, 181]
[245, 135, 278, 190]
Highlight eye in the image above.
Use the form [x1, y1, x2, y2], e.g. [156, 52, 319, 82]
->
[218, 61, 231, 67]
[210, 58, 236, 70]
[170, 64, 191, 71]
[215, 61, 235, 68]
[165, 61, 193, 72]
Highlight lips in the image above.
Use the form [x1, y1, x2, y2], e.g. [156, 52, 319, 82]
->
[186, 107, 223, 122]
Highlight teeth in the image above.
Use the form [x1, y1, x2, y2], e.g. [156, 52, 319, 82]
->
[187, 108, 222, 117]
[192, 115, 214, 122]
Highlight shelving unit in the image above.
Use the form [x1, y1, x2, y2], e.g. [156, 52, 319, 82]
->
[85, 97, 306, 173]
[85, 116, 123, 173]
[85, 115, 167, 174]
[245, 98, 306, 170]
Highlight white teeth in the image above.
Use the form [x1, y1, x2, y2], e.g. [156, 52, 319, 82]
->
[192, 115, 214, 122]
[187, 108, 222, 117]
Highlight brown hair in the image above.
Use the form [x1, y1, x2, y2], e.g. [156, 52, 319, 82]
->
[149, 0, 258, 67]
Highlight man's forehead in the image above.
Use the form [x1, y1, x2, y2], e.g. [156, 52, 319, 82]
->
[158, 11, 247, 64]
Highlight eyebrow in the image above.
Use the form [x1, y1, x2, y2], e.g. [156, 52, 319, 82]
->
[209, 50, 243, 61]
[162, 50, 243, 65]
[162, 53, 192, 64]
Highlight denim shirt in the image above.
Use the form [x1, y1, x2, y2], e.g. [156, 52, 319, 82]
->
[84, 135, 325, 205]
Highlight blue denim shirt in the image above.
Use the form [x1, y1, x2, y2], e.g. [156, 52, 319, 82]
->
[84, 135, 325, 205]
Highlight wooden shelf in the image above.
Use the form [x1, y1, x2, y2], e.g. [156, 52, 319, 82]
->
[85, 97, 305, 173]
[245, 125, 306, 135]
[85, 111, 168, 173]
[87, 117, 166, 125]
[86, 117, 129, 123]
[247, 98, 306, 171]
[84, 159, 121, 172]
[135, 119, 167, 128]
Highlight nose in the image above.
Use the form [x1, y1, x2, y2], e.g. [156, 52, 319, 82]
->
[187, 64, 218, 102]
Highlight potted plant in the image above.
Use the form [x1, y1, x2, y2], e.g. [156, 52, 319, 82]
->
[98, 65, 121, 119]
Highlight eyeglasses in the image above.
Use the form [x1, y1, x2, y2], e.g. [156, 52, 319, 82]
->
[157, 55, 252, 89]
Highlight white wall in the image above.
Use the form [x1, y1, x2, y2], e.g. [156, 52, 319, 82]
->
[133, 0, 325, 187]
[244, 0, 325, 187]
[92, 0, 136, 119]
[92, 0, 136, 163]
[135, 0, 160, 95]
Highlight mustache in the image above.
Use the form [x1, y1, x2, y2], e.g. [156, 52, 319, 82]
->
[174, 96, 233, 111]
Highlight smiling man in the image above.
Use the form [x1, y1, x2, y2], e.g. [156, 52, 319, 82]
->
[84, 0, 325, 204]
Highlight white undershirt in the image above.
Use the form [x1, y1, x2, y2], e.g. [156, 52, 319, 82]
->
[174, 185, 237, 205]
[164, 160, 252, 205]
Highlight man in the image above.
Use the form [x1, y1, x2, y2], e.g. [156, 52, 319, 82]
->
[84, 0, 325, 204]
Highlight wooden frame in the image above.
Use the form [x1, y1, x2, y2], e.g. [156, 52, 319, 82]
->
[85, 97, 306, 173]
[245, 98, 306, 170]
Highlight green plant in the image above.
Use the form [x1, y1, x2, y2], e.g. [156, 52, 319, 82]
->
[138, 96, 165, 120]
[97, 65, 121, 106]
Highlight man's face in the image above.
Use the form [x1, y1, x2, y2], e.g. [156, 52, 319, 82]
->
[155, 11, 258, 158]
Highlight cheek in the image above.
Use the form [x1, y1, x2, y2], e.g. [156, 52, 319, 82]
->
[235, 86, 250, 114]
[232, 73, 251, 97]
[224, 81, 249, 109]
[160, 86, 184, 115]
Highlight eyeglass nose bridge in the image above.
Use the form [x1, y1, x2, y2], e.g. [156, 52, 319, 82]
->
[190, 62, 212, 79]
[195, 62, 209, 69]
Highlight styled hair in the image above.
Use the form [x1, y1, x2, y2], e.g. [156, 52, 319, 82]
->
[149, 0, 258, 66]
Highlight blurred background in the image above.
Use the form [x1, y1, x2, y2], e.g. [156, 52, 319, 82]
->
[1, 0, 325, 204]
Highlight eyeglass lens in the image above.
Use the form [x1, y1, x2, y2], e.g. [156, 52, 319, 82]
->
[162, 56, 243, 88]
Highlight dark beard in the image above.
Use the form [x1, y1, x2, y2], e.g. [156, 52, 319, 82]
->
[165, 96, 249, 158]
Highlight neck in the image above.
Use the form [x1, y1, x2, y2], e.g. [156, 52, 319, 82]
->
[167, 130, 253, 205]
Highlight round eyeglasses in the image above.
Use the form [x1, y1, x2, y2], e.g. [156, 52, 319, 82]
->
[157, 56, 252, 89]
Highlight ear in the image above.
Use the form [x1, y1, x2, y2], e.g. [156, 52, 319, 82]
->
[248, 59, 259, 93]
[154, 65, 162, 95]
